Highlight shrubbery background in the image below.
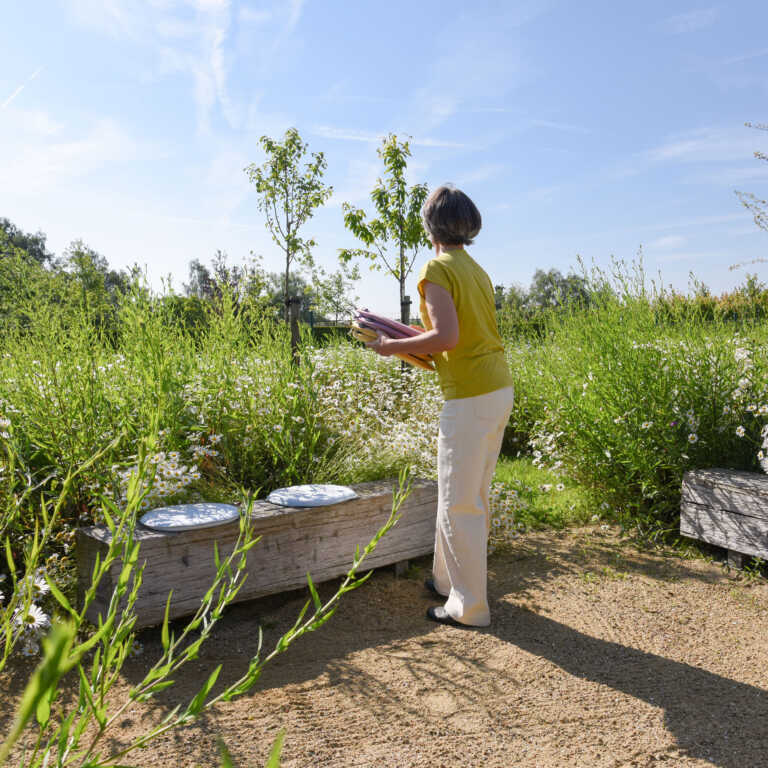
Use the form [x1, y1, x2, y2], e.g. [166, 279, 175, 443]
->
[3, 217, 768, 567]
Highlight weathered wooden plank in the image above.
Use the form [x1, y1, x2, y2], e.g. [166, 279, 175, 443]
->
[682, 481, 768, 521]
[680, 501, 768, 560]
[77, 478, 438, 628]
[683, 468, 768, 495]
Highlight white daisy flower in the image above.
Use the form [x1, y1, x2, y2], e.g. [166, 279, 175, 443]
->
[21, 641, 40, 657]
[688, 433, 699, 444]
[736, 426, 746, 437]
[31, 574, 50, 600]
[15, 604, 50, 633]
[641, 421, 653, 429]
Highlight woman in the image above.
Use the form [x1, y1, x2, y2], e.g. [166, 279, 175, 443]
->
[366, 184, 514, 627]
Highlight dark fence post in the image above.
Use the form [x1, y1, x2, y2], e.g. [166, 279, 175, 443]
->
[400, 295, 412, 375]
[400, 295, 412, 326]
[287, 296, 301, 366]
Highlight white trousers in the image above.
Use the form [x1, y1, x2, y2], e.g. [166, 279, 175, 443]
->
[432, 385, 515, 626]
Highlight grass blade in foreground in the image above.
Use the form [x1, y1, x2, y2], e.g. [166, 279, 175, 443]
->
[1, 467, 412, 767]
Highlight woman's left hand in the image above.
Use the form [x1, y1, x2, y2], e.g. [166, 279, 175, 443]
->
[365, 331, 394, 356]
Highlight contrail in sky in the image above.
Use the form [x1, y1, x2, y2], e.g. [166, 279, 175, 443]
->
[1, 66, 43, 109]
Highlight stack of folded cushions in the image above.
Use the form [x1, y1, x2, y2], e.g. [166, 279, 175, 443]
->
[350, 308, 435, 371]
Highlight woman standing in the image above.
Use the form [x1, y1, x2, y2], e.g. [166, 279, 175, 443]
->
[366, 184, 514, 627]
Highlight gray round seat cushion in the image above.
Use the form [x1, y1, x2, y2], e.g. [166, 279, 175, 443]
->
[140, 502, 240, 532]
[267, 484, 358, 507]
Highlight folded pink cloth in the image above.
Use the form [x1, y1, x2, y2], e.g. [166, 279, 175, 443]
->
[355, 309, 421, 338]
[354, 317, 413, 340]
[352, 308, 434, 371]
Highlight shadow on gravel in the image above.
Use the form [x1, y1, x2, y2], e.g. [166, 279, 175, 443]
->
[494, 604, 768, 768]
[19, 530, 760, 766]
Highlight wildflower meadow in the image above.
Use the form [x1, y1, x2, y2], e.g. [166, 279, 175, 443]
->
[2, 256, 768, 764]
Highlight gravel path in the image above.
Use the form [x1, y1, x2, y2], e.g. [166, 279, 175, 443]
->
[5, 526, 768, 767]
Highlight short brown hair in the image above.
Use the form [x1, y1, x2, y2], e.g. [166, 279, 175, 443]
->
[421, 184, 482, 246]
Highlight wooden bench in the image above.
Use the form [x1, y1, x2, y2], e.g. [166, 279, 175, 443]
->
[76, 478, 437, 629]
[680, 468, 768, 568]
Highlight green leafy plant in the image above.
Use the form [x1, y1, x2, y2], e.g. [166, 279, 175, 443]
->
[339, 134, 430, 322]
[244, 128, 333, 322]
[508, 258, 768, 540]
[1, 449, 412, 767]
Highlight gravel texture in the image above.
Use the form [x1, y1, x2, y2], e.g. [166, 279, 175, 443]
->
[5, 526, 768, 767]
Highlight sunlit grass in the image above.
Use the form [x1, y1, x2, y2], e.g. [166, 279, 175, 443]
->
[494, 456, 595, 531]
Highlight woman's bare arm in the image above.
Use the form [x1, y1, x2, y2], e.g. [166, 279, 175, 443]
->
[366, 281, 459, 357]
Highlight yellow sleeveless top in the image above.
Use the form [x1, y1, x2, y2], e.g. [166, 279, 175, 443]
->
[417, 247, 513, 400]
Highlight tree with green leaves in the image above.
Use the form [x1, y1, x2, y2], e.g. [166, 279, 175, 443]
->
[0, 217, 53, 265]
[526, 268, 592, 309]
[244, 128, 333, 322]
[265, 269, 314, 321]
[339, 134, 430, 322]
[313, 263, 360, 323]
[185, 250, 268, 305]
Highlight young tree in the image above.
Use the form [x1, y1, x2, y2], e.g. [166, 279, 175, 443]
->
[244, 128, 333, 321]
[313, 263, 361, 323]
[736, 121, 768, 233]
[265, 269, 314, 320]
[526, 268, 592, 309]
[339, 134, 430, 322]
[184, 258, 216, 300]
[54, 239, 130, 333]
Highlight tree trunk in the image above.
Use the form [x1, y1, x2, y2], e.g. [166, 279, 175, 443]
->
[284, 254, 290, 324]
[288, 296, 301, 365]
[399, 243, 406, 323]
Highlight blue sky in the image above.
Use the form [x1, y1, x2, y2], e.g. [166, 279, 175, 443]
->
[2, 1, 767, 315]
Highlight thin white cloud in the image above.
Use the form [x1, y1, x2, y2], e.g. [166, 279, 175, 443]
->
[613, 126, 760, 178]
[287, 0, 305, 30]
[721, 48, 768, 66]
[1, 66, 43, 109]
[399, 4, 547, 134]
[0, 115, 137, 198]
[470, 110, 590, 136]
[530, 119, 590, 135]
[239, 6, 272, 24]
[311, 125, 471, 149]
[647, 235, 687, 249]
[529, 185, 562, 203]
[662, 7, 718, 34]
[61, 0, 309, 135]
[456, 164, 505, 185]
[654, 250, 711, 264]
[64, 0, 138, 36]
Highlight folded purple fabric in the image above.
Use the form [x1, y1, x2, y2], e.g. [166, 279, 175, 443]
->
[354, 317, 413, 339]
[355, 309, 421, 338]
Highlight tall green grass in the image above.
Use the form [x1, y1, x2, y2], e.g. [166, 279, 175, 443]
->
[0, 278, 442, 591]
[508, 261, 768, 539]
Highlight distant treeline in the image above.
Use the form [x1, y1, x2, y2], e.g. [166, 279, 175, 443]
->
[2, 217, 767, 343]
[0, 218, 357, 342]
[494, 265, 768, 338]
